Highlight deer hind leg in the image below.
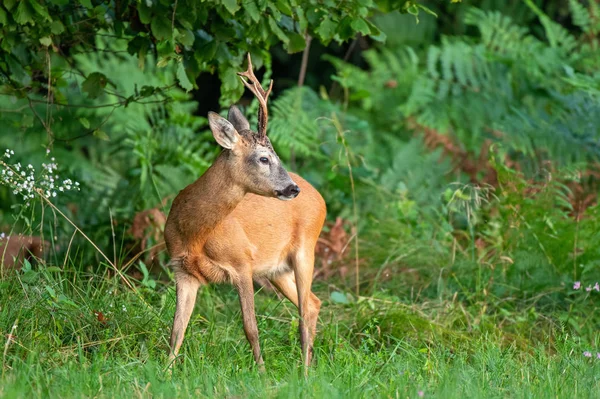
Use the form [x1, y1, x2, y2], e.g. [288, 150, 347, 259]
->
[169, 270, 202, 365]
[235, 274, 265, 370]
[283, 249, 321, 371]
[270, 271, 321, 368]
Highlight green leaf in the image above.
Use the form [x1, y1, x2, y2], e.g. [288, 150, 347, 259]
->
[245, 0, 260, 23]
[28, 0, 51, 21]
[14, 1, 35, 25]
[366, 20, 386, 42]
[151, 16, 172, 40]
[79, 0, 93, 9]
[212, 20, 235, 41]
[39, 36, 52, 47]
[0, 7, 7, 26]
[330, 291, 350, 304]
[286, 33, 306, 53]
[275, 0, 292, 15]
[177, 62, 193, 92]
[4, 0, 17, 10]
[317, 18, 337, 40]
[93, 129, 110, 141]
[45, 266, 62, 273]
[137, 2, 152, 24]
[295, 7, 307, 31]
[176, 29, 195, 46]
[140, 85, 156, 97]
[337, 16, 355, 41]
[51, 20, 65, 34]
[268, 16, 289, 43]
[82, 72, 108, 99]
[351, 17, 371, 35]
[221, 0, 240, 15]
[78, 117, 90, 129]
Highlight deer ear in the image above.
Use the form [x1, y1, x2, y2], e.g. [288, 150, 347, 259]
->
[227, 105, 250, 132]
[208, 111, 239, 150]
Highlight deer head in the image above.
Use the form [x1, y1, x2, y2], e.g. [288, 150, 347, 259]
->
[207, 54, 300, 200]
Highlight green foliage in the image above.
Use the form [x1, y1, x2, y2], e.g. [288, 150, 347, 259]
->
[0, 0, 457, 106]
[329, 5, 600, 171]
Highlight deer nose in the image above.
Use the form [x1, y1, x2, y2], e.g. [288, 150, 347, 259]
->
[287, 184, 300, 197]
[276, 184, 300, 199]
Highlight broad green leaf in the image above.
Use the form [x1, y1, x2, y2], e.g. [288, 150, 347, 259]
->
[245, 1, 260, 23]
[351, 17, 371, 35]
[286, 33, 306, 53]
[51, 20, 65, 34]
[366, 20, 386, 42]
[93, 129, 110, 141]
[268, 17, 289, 43]
[156, 39, 174, 58]
[212, 20, 235, 41]
[317, 18, 336, 40]
[221, 0, 240, 15]
[176, 29, 195, 46]
[275, 0, 292, 16]
[14, 1, 35, 25]
[137, 2, 152, 24]
[29, 0, 52, 21]
[194, 38, 217, 63]
[330, 291, 350, 304]
[337, 16, 355, 41]
[0, 7, 7, 26]
[295, 7, 307, 31]
[177, 62, 193, 92]
[39, 36, 52, 46]
[79, 0, 93, 9]
[4, 0, 18, 10]
[82, 72, 108, 99]
[151, 16, 171, 40]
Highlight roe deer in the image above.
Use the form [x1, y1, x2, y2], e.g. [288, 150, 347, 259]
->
[164, 54, 326, 371]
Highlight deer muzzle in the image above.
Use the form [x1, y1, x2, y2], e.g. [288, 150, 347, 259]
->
[275, 184, 300, 201]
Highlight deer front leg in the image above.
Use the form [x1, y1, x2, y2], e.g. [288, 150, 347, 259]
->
[169, 271, 201, 365]
[235, 274, 265, 370]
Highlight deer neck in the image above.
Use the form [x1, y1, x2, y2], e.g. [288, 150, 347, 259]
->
[184, 152, 245, 249]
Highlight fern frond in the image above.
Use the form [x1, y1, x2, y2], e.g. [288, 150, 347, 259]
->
[268, 87, 328, 160]
[569, 0, 591, 32]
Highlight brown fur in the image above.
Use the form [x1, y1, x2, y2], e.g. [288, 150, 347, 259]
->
[165, 114, 326, 371]
[0, 235, 48, 271]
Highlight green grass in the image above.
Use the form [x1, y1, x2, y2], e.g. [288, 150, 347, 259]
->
[0, 265, 599, 399]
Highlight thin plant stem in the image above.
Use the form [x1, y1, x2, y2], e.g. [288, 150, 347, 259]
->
[328, 113, 360, 296]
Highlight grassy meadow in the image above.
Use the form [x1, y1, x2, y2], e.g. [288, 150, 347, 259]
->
[1, 262, 599, 398]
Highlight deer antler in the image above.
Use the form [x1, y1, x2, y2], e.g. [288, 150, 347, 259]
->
[237, 53, 273, 138]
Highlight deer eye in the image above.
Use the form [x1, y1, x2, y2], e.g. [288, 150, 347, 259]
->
[259, 157, 269, 165]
